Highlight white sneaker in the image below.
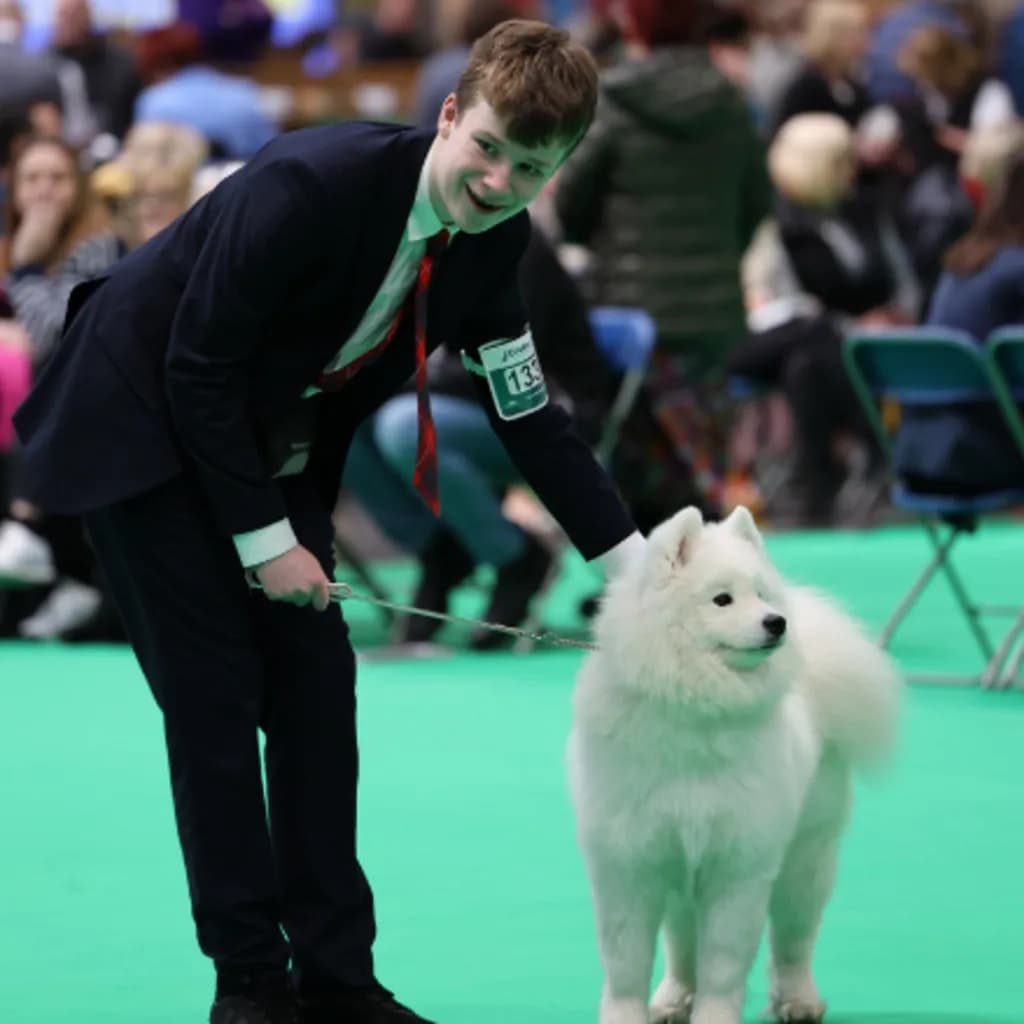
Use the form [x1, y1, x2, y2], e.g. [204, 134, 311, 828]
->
[0, 520, 57, 586]
[18, 579, 102, 639]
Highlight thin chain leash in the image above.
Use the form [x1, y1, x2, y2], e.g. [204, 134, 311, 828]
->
[247, 578, 598, 651]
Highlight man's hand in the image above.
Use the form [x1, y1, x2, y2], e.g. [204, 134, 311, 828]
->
[254, 545, 332, 611]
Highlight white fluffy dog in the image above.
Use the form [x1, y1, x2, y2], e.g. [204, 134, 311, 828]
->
[568, 506, 901, 1024]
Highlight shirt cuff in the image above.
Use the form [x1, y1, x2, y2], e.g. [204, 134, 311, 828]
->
[595, 530, 645, 579]
[232, 518, 298, 568]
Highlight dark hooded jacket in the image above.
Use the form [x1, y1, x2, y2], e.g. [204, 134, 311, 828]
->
[556, 46, 771, 372]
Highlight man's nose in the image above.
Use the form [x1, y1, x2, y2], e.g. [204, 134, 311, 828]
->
[481, 161, 511, 195]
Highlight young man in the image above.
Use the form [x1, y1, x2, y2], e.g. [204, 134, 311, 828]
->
[15, 20, 643, 1024]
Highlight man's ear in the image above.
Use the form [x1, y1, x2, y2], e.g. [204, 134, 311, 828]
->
[438, 93, 457, 138]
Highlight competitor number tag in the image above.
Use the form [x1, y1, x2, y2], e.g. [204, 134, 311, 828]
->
[477, 331, 549, 421]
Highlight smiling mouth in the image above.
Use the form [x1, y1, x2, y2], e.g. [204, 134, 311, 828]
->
[466, 185, 502, 214]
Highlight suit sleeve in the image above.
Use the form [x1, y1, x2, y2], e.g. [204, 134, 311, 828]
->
[453, 250, 637, 561]
[164, 158, 330, 538]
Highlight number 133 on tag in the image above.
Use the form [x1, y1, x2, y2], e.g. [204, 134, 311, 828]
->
[478, 331, 550, 421]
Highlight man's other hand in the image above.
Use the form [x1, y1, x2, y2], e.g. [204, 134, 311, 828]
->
[254, 546, 331, 611]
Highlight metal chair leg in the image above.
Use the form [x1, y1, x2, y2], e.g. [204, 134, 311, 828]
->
[982, 610, 1024, 689]
[997, 626, 1024, 689]
[925, 520, 994, 662]
[877, 523, 956, 648]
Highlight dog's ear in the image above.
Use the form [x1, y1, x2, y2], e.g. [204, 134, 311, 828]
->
[724, 505, 763, 549]
[671, 505, 704, 565]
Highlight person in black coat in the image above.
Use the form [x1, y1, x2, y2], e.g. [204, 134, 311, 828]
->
[13, 21, 643, 1024]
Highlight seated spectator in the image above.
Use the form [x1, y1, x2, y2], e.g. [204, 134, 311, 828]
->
[343, 226, 613, 650]
[0, 134, 116, 632]
[771, 0, 874, 136]
[49, 0, 141, 147]
[0, 132, 199, 639]
[894, 147, 1024, 495]
[733, 112, 918, 522]
[92, 120, 208, 246]
[894, 22, 1016, 298]
[133, 21, 278, 160]
[864, 0, 965, 104]
[1, 135, 113, 374]
[897, 22, 1015, 166]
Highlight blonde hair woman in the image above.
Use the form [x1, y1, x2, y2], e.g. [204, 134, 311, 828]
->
[771, 0, 874, 136]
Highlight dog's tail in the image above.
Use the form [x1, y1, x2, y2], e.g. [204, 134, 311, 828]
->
[787, 586, 903, 770]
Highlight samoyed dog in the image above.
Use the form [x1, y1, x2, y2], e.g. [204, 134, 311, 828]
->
[568, 506, 901, 1024]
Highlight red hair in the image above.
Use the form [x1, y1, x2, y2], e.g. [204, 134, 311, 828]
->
[625, 0, 702, 47]
[135, 21, 203, 85]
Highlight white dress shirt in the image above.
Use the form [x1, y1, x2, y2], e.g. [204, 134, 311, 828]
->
[234, 146, 455, 568]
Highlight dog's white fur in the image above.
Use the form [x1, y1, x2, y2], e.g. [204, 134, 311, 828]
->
[568, 506, 901, 1024]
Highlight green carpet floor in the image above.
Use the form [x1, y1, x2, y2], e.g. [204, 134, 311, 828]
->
[2, 522, 1023, 1023]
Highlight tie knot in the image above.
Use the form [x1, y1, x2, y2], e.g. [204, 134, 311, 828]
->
[433, 228, 450, 249]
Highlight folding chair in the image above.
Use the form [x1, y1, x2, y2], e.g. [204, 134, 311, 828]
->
[589, 306, 658, 466]
[982, 328, 1024, 687]
[843, 328, 1024, 686]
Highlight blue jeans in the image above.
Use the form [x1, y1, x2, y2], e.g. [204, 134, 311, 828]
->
[342, 394, 526, 568]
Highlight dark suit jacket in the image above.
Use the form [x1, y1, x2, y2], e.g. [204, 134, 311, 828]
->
[14, 121, 634, 559]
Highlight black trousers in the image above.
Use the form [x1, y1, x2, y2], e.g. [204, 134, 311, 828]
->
[84, 471, 376, 989]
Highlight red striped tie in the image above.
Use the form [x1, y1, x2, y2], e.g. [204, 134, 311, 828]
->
[316, 228, 448, 514]
[411, 229, 448, 514]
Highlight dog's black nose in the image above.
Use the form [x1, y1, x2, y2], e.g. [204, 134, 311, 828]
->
[763, 614, 787, 638]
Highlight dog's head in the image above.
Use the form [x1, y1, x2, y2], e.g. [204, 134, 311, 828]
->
[596, 506, 796, 713]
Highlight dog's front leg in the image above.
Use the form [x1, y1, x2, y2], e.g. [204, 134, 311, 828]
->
[691, 876, 773, 1024]
[586, 851, 665, 1024]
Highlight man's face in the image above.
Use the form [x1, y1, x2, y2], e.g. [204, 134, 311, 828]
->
[53, 0, 91, 47]
[430, 94, 570, 234]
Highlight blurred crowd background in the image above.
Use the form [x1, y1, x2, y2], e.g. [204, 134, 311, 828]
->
[3, 0, 1024, 648]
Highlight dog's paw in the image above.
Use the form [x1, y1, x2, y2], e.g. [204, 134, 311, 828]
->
[599, 996, 649, 1024]
[768, 996, 827, 1023]
[650, 976, 694, 1023]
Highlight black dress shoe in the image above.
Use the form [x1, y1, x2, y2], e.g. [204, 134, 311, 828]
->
[300, 984, 436, 1023]
[470, 532, 553, 651]
[210, 992, 301, 1024]
[396, 528, 475, 644]
[210, 971, 300, 1024]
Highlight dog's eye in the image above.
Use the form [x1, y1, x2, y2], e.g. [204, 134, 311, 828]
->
[713, 593, 733, 607]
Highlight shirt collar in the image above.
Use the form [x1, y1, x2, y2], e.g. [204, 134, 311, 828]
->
[408, 143, 457, 242]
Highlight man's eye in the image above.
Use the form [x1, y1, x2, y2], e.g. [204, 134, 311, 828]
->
[520, 165, 544, 179]
[477, 139, 497, 156]
[713, 593, 733, 607]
